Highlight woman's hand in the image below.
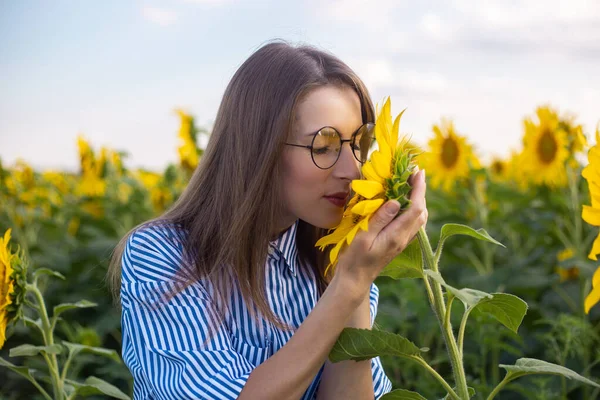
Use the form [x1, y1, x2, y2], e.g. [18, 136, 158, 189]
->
[333, 168, 428, 303]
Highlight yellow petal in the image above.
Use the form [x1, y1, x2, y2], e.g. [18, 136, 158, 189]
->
[375, 124, 391, 160]
[390, 109, 405, 148]
[582, 205, 600, 226]
[352, 180, 384, 199]
[329, 241, 344, 265]
[362, 162, 384, 184]
[593, 265, 600, 288]
[584, 286, 600, 314]
[588, 234, 600, 261]
[590, 186, 600, 209]
[358, 215, 371, 231]
[352, 199, 384, 216]
[371, 151, 391, 180]
[375, 98, 393, 158]
[345, 224, 362, 245]
[315, 219, 353, 248]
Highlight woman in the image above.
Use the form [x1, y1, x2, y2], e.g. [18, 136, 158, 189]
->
[107, 40, 428, 400]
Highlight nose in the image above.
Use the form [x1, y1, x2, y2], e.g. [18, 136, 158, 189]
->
[332, 143, 361, 181]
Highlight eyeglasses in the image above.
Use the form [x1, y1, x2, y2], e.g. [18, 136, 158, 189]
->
[284, 122, 376, 169]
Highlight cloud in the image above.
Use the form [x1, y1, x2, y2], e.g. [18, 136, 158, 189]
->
[311, 0, 406, 30]
[448, 0, 600, 59]
[142, 6, 178, 26]
[181, 0, 233, 4]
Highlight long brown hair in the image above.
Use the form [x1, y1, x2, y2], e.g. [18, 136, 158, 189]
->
[107, 40, 375, 335]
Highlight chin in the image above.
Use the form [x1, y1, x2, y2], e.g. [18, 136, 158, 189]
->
[307, 211, 343, 230]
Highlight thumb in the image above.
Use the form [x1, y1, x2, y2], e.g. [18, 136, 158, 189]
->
[368, 200, 400, 235]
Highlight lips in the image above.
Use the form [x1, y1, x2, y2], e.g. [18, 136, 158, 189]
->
[324, 192, 350, 207]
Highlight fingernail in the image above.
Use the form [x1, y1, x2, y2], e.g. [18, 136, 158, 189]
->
[421, 169, 426, 180]
[387, 200, 400, 215]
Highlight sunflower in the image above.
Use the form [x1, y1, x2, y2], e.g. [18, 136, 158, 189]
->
[488, 156, 510, 183]
[76, 135, 107, 197]
[521, 106, 569, 187]
[581, 128, 600, 260]
[1, 229, 27, 349]
[555, 248, 580, 282]
[315, 97, 417, 277]
[419, 118, 479, 193]
[175, 109, 200, 172]
[582, 123, 600, 313]
[558, 111, 588, 157]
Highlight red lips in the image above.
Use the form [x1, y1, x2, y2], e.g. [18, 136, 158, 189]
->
[324, 191, 349, 207]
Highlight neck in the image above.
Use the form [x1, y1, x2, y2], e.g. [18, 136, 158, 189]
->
[271, 217, 297, 241]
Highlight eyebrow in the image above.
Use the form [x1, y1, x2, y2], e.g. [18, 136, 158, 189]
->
[303, 124, 365, 137]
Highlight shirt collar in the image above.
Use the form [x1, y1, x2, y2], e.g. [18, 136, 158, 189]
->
[269, 220, 299, 276]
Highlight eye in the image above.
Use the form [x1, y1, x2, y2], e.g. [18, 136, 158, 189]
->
[312, 146, 331, 155]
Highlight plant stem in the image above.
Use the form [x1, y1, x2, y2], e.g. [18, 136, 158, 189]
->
[491, 347, 499, 386]
[29, 377, 53, 400]
[486, 374, 512, 400]
[28, 283, 64, 400]
[61, 351, 75, 382]
[417, 228, 470, 399]
[551, 284, 579, 314]
[457, 307, 474, 358]
[411, 356, 461, 400]
[445, 295, 455, 334]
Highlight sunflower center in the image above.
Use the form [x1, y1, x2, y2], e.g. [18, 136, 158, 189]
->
[537, 130, 558, 164]
[441, 137, 459, 168]
[491, 161, 504, 175]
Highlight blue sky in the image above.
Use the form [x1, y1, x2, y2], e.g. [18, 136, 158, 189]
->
[1, 0, 599, 171]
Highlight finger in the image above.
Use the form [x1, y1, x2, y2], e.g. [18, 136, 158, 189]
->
[404, 170, 426, 221]
[409, 169, 426, 204]
[407, 165, 420, 185]
[376, 172, 427, 247]
[365, 200, 400, 239]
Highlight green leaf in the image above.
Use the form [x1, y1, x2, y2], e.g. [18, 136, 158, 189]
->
[437, 224, 505, 256]
[32, 268, 65, 280]
[380, 388, 427, 399]
[22, 317, 43, 332]
[500, 358, 600, 388]
[67, 376, 131, 399]
[63, 341, 122, 364]
[475, 293, 528, 333]
[53, 300, 97, 317]
[329, 328, 422, 363]
[424, 270, 492, 307]
[0, 356, 38, 382]
[425, 271, 528, 333]
[379, 239, 423, 280]
[9, 344, 63, 357]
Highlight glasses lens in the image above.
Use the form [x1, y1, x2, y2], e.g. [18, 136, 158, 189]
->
[352, 123, 376, 163]
[311, 128, 341, 169]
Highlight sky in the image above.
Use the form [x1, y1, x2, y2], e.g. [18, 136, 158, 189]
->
[1, 0, 599, 172]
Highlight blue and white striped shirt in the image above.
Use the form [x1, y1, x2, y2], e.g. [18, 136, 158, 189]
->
[120, 220, 393, 399]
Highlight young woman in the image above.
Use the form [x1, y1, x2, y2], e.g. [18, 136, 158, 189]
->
[107, 41, 428, 400]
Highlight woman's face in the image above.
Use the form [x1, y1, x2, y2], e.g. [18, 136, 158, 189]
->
[280, 85, 363, 231]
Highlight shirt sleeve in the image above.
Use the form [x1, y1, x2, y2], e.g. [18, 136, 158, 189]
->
[120, 227, 254, 400]
[369, 282, 393, 399]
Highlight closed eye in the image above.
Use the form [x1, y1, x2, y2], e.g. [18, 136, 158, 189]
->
[313, 146, 331, 155]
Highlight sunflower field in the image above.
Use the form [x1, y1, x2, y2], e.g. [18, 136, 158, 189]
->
[1, 105, 599, 399]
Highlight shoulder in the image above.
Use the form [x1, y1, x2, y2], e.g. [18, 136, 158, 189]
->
[121, 221, 189, 285]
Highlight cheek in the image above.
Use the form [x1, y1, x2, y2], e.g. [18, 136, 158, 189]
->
[283, 158, 325, 202]
[281, 157, 343, 228]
